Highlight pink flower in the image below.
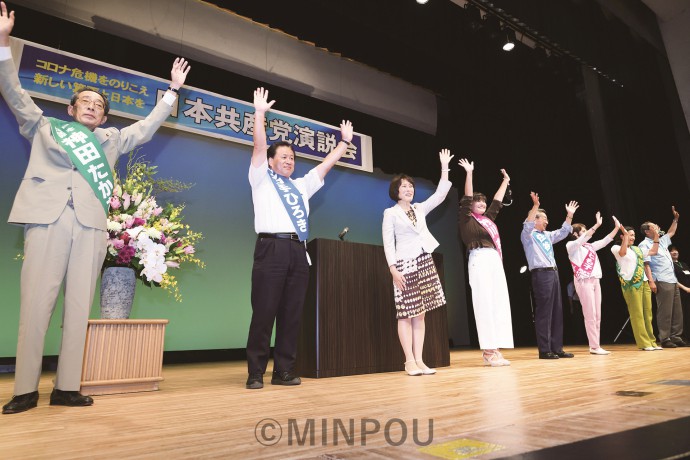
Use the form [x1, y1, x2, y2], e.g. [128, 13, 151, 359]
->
[111, 239, 125, 250]
[183, 246, 195, 255]
[165, 261, 180, 268]
[115, 245, 136, 265]
[110, 197, 121, 209]
[122, 193, 131, 210]
[153, 207, 163, 216]
[132, 217, 146, 227]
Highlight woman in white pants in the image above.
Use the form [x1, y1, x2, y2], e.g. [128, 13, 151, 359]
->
[457, 159, 513, 366]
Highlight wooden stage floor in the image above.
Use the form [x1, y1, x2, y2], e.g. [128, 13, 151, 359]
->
[1, 344, 689, 459]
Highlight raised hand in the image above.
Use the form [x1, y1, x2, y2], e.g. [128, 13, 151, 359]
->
[340, 120, 353, 143]
[253, 87, 275, 113]
[672, 205, 680, 221]
[595, 211, 602, 227]
[170, 58, 190, 89]
[500, 169, 510, 182]
[565, 201, 579, 215]
[650, 225, 660, 239]
[439, 148, 454, 167]
[612, 215, 620, 230]
[458, 158, 473, 172]
[0, 2, 15, 46]
[530, 191, 540, 207]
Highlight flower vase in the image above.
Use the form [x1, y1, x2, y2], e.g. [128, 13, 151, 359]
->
[100, 267, 136, 319]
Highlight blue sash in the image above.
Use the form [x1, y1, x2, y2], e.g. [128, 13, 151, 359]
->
[267, 169, 309, 241]
[532, 231, 555, 266]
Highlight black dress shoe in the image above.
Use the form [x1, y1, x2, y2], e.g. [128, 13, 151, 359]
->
[661, 340, 678, 348]
[538, 352, 559, 359]
[671, 338, 687, 347]
[2, 391, 39, 414]
[49, 389, 93, 407]
[246, 373, 264, 390]
[271, 371, 301, 386]
[555, 351, 574, 358]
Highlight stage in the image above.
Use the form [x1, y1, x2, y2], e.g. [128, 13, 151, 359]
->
[1, 345, 689, 459]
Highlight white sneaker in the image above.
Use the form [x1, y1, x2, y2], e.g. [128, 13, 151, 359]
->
[642, 346, 655, 351]
[653, 344, 663, 350]
[589, 347, 610, 355]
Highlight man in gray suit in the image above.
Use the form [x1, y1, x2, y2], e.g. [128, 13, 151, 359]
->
[0, 2, 190, 414]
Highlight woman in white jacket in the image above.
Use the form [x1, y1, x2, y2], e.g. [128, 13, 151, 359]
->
[565, 212, 619, 355]
[382, 149, 453, 376]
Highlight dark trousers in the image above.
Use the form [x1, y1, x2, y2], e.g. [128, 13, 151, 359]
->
[531, 270, 564, 353]
[655, 281, 684, 342]
[246, 237, 310, 375]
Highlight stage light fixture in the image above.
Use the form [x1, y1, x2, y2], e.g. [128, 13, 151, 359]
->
[483, 15, 502, 41]
[502, 28, 516, 51]
[464, 4, 484, 32]
[416, 0, 429, 4]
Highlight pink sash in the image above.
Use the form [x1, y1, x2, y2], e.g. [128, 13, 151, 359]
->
[471, 212, 502, 259]
[571, 242, 596, 279]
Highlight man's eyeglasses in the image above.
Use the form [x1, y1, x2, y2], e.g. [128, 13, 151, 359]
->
[76, 97, 105, 111]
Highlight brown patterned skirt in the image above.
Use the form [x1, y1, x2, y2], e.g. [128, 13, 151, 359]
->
[393, 252, 446, 319]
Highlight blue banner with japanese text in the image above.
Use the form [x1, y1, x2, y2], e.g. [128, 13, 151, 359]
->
[12, 39, 373, 172]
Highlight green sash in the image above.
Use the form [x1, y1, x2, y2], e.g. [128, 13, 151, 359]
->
[48, 118, 113, 214]
[616, 246, 645, 290]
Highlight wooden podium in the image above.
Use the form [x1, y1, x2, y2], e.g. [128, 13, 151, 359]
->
[80, 319, 168, 396]
[296, 239, 450, 378]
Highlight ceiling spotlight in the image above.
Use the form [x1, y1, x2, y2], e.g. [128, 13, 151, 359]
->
[502, 28, 516, 51]
[416, 0, 429, 4]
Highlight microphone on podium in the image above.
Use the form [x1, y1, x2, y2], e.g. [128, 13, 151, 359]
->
[338, 227, 350, 241]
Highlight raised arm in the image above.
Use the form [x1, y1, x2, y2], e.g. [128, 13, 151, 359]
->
[168, 57, 190, 92]
[315, 120, 353, 180]
[618, 224, 629, 258]
[565, 201, 579, 225]
[494, 169, 510, 202]
[605, 216, 621, 240]
[251, 87, 275, 167]
[439, 148, 454, 182]
[584, 212, 603, 239]
[667, 206, 679, 238]
[648, 226, 660, 256]
[458, 158, 473, 197]
[526, 192, 540, 222]
[0, 2, 14, 46]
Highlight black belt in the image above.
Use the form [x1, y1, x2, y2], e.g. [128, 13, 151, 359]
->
[531, 267, 558, 272]
[258, 232, 301, 241]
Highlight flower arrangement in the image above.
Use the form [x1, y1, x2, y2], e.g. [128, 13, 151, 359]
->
[104, 150, 204, 301]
